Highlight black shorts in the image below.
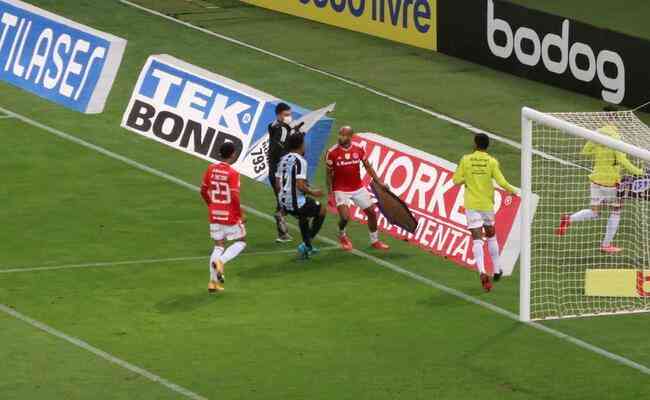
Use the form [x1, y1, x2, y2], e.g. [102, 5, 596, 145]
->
[286, 197, 322, 219]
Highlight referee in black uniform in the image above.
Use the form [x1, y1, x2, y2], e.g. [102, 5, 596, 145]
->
[267, 102, 304, 243]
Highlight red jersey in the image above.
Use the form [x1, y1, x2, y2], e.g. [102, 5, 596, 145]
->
[326, 143, 366, 192]
[200, 163, 242, 225]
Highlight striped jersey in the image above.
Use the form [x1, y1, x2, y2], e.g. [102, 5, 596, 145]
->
[276, 152, 309, 212]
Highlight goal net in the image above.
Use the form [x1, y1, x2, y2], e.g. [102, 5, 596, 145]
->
[521, 107, 650, 321]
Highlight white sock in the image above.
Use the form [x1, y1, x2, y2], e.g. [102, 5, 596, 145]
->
[220, 241, 247, 264]
[369, 230, 379, 243]
[487, 237, 501, 274]
[209, 246, 224, 280]
[602, 211, 621, 246]
[570, 209, 598, 223]
[473, 239, 486, 274]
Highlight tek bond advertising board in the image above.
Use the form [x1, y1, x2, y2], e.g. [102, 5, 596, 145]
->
[241, 0, 437, 50]
[121, 54, 334, 183]
[0, 0, 126, 113]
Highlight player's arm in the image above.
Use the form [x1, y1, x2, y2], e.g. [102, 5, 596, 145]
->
[296, 157, 322, 197]
[452, 157, 465, 185]
[616, 151, 644, 176]
[326, 166, 333, 194]
[325, 152, 334, 194]
[361, 159, 387, 189]
[292, 122, 306, 135]
[297, 179, 323, 198]
[200, 167, 211, 205]
[492, 160, 518, 194]
[230, 171, 244, 222]
[581, 141, 595, 155]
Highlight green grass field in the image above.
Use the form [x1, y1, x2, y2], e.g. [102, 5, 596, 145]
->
[1, 1, 649, 399]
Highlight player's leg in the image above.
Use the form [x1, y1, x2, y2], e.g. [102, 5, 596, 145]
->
[467, 210, 492, 292]
[336, 203, 353, 251]
[208, 224, 226, 293]
[211, 239, 226, 290]
[296, 211, 313, 259]
[483, 223, 502, 281]
[270, 169, 291, 243]
[221, 224, 247, 266]
[296, 199, 326, 258]
[363, 206, 389, 250]
[601, 189, 623, 253]
[334, 191, 353, 250]
[556, 183, 601, 236]
[353, 188, 389, 250]
[309, 200, 327, 245]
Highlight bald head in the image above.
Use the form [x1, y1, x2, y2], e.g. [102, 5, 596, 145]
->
[339, 126, 353, 135]
[338, 126, 354, 147]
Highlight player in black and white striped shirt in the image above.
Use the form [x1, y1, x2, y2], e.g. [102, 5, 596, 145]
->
[275, 134, 326, 258]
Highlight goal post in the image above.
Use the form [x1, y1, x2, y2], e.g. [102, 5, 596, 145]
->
[520, 107, 650, 321]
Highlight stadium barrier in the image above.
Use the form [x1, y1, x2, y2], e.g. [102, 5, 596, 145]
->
[239, 0, 437, 50]
[336, 133, 529, 275]
[0, 0, 126, 113]
[121, 54, 334, 183]
[437, 0, 650, 107]
[241, 0, 649, 108]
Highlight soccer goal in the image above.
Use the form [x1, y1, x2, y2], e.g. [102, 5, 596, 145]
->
[520, 107, 650, 321]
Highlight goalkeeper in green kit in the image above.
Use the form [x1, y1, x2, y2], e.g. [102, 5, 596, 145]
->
[555, 125, 644, 253]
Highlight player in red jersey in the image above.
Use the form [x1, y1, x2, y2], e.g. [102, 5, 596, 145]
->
[326, 126, 390, 251]
[200, 143, 247, 293]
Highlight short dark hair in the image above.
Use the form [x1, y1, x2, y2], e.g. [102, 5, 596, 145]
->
[219, 142, 236, 159]
[288, 133, 304, 151]
[275, 102, 291, 115]
[474, 133, 489, 150]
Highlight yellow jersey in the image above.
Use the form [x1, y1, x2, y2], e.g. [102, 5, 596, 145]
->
[453, 151, 516, 212]
[582, 141, 643, 187]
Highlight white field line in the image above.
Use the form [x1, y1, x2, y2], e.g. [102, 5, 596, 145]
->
[0, 304, 208, 400]
[0, 247, 339, 274]
[118, 0, 586, 172]
[0, 115, 14, 119]
[3, 106, 649, 376]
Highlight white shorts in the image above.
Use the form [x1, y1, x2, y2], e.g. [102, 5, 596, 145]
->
[210, 223, 246, 241]
[465, 210, 495, 230]
[590, 183, 620, 207]
[334, 188, 373, 210]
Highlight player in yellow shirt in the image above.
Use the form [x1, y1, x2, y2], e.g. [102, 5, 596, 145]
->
[453, 134, 518, 292]
[555, 125, 643, 253]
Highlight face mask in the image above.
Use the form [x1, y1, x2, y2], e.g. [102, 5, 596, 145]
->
[282, 115, 293, 124]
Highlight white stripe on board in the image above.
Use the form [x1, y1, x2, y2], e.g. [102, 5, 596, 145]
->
[2, 104, 648, 376]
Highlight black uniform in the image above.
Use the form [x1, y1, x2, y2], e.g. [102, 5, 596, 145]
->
[267, 119, 294, 188]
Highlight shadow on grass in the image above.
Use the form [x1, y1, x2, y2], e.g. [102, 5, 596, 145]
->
[236, 247, 392, 279]
[155, 292, 218, 314]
